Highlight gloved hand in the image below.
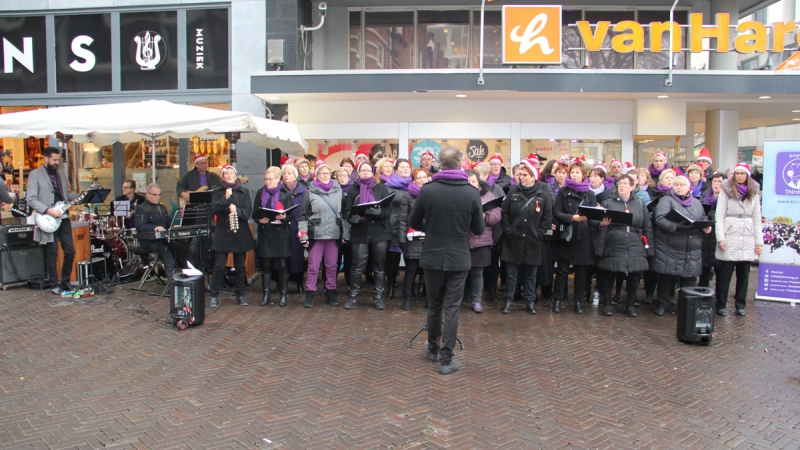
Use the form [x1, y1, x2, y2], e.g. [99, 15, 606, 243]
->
[676, 223, 693, 232]
[299, 234, 309, 245]
[349, 214, 361, 224]
[365, 206, 381, 216]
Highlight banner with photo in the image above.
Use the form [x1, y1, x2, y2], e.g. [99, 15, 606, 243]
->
[757, 140, 800, 303]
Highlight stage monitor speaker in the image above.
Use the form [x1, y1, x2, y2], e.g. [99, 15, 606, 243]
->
[0, 245, 46, 288]
[170, 273, 206, 328]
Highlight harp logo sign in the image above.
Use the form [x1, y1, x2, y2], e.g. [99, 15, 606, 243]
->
[131, 30, 166, 71]
[503, 5, 562, 64]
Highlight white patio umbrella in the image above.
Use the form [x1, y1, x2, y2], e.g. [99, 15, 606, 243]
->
[0, 100, 308, 182]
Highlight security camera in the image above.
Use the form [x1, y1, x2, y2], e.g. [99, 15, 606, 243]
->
[319, 2, 327, 17]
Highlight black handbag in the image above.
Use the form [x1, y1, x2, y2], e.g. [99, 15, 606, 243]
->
[554, 223, 573, 242]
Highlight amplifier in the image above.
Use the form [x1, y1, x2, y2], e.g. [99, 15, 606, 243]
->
[0, 224, 36, 247]
[78, 257, 107, 285]
[0, 245, 46, 288]
[170, 273, 205, 329]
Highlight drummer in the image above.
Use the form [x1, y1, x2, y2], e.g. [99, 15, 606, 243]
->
[111, 180, 145, 229]
[177, 154, 221, 202]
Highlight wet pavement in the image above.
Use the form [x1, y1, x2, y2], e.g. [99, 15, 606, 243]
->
[1, 268, 799, 449]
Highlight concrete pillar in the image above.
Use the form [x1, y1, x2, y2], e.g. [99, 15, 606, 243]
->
[685, 122, 695, 160]
[705, 109, 739, 173]
[621, 123, 634, 163]
[708, 0, 738, 70]
[784, 0, 796, 24]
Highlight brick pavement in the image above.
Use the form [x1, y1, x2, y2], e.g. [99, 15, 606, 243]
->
[0, 269, 799, 449]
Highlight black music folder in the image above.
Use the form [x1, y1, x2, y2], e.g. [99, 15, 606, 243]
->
[252, 204, 299, 221]
[482, 196, 504, 212]
[665, 209, 715, 229]
[350, 192, 396, 216]
[646, 197, 660, 213]
[577, 205, 633, 226]
[188, 191, 213, 204]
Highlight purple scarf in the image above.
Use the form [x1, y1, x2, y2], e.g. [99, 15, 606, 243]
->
[299, 174, 311, 185]
[221, 179, 242, 190]
[564, 178, 589, 193]
[737, 183, 749, 198]
[657, 183, 672, 194]
[510, 178, 517, 185]
[261, 186, 281, 209]
[408, 182, 422, 197]
[701, 188, 719, 206]
[313, 179, 334, 192]
[603, 176, 616, 190]
[649, 163, 671, 179]
[432, 169, 468, 182]
[357, 176, 377, 204]
[385, 173, 411, 190]
[378, 173, 390, 183]
[487, 173, 500, 186]
[339, 180, 353, 194]
[691, 180, 704, 197]
[670, 189, 694, 207]
[543, 176, 555, 186]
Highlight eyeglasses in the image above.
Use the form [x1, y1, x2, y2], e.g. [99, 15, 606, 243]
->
[148, 192, 162, 196]
[122, 185, 132, 189]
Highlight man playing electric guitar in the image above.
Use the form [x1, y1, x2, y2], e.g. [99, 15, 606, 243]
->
[26, 147, 81, 294]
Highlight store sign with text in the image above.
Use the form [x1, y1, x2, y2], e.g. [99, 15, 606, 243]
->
[0, 8, 228, 94]
[503, 5, 800, 64]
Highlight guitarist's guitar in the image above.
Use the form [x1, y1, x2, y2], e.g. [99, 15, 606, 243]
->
[33, 189, 90, 233]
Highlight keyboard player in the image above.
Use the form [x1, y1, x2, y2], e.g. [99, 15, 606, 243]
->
[134, 183, 189, 275]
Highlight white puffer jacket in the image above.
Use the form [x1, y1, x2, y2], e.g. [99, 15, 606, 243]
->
[715, 180, 763, 262]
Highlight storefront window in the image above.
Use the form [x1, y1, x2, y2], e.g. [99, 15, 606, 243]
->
[305, 139, 399, 167]
[364, 12, 414, 70]
[522, 139, 622, 168]
[410, 139, 510, 170]
[471, 10, 502, 68]
[418, 10, 470, 69]
[583, 11, 636, 69]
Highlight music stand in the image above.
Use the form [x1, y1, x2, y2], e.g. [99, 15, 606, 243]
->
[84, 188, 111, 204]
[189, 191, 213, 204]
[407, 324, 464, 351]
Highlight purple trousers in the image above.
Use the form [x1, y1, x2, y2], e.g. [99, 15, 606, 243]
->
[306, 239, 339, 292]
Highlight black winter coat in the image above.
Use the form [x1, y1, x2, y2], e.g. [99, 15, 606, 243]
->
[386, 185, 407, 247]
[701, 201, 719, 268]
[652, 193, 706, 277]
[342, 182, 393, 244]
[211, 186, 255, 254]
[500, 183, 553, 266]
[398, 191, 422, 260]
[408, 178, 484, 271]
[493, 173, 513, 194]
[594, 195, 654, 274]
[253, 186, 293, 259]
[552, 186, 598, 266]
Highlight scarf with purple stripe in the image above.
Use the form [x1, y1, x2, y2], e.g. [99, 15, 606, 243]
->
[385, 173, 411, 190]
[313, 179, 334, 192]
[357, 176, 376, 204]
[261, 186, 281, 209]
[737, 183, 749, 199]
[701, 188, 718, 207]
[603, 176, 616, 190]
[670, 188, 694, 207]
[339, 179, 353, 195]
[691, 180, 704, 197]
[487, 173, 500, 186]
[432, 169, 468, 182]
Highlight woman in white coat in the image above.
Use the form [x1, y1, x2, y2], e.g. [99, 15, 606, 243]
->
[715, 163, 763, 317]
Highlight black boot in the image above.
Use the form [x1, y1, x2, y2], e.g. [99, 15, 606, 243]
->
[304, 291, 314, 308]
[236, 296, 249, 306]
[297, 279, 305, 294]
[528, 302, 537, 315]
[326, 289, 338, 306]
[502, 301, 512, 314]
[387, 284, 395, 300]
[345, 271, 360, 310]
[401, 296, 411, 311]
[626, 294, 637, 317]
[373, 270, 385, 310]
[279, 273, 289, 307]
[488, 287, 499, 303]
[574, 299, 584, 314]
[260, 273, 271, 306]
[603, 297, 612, 316]
[552, 299, 562, 313]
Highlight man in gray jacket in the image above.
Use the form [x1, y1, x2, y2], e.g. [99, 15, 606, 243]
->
[27, 147, 81, 294]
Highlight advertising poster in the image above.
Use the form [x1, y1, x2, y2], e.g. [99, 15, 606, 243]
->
[757, 140, 800, 303]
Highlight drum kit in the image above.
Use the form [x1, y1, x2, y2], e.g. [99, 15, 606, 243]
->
[78, 209, 141, 278]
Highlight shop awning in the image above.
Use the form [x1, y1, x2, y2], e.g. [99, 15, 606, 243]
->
[0, 100, 308, 155]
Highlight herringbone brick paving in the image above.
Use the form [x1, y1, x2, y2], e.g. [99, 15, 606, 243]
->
[0, 269, 799, 449]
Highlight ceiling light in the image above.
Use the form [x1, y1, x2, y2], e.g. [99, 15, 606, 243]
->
[793, 110, 800, 113]
[759, 96, 771, 99]
[456, 94, 467, 98]
[793, 118, 800, 121]
[549, 139, 556, 142]
[657, 95, 669, 99]
[571, 139, 577, 143]
[268, 96, 280, 100]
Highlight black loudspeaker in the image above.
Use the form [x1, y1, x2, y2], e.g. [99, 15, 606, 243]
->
[170, 273, 206, 329]
[0, 245, 46, 288]
[676, 286, 715, 345]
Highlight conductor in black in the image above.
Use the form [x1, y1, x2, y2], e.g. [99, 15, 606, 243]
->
[408, 147, 484, 375]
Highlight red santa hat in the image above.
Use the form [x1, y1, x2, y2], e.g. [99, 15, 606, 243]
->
[610, 159, 622, 168]
[697, 147, 713, 164]
[193, 154, 207, 164]
[652, 151, 667, 161]
[526, 154, 541, 166]
[487, 154, 504, 165]
[221, 164, 236, 175]
[354, 147, 370, 162]
[420, 151, 435, 161]
[594, 162, 608, 174]
[280, 155, 292, 166]
[314, 158, 330, 177]
[519, 158, 540, 180]
[622, 161, 636, 174]
[733, 162, 751, 177]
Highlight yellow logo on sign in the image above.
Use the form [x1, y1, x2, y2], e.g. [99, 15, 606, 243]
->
[503, 5, 562, 64]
